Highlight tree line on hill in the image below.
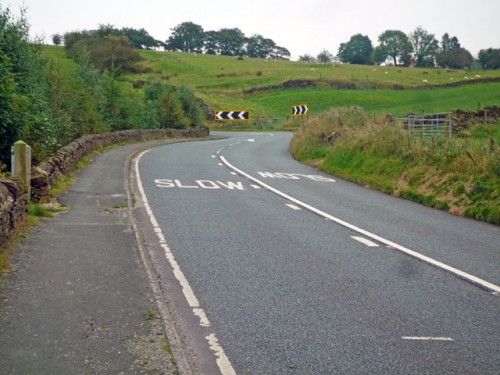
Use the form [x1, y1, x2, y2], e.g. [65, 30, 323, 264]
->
[300, 27, 500, 70]
[54, 21, 499, 70]
[54, 21, 291, 61]
[0, 8, 204, 169]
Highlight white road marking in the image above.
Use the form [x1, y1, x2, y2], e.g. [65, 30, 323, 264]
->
[135, 150, 237, 375]
[206, 334, 237, 375]
[219, 156, 500, 293]
[230, 172, 237, 175]
[402, 336, 454, 341]
[351, 236, 379, 247]
[193, 308, 211, 327]
[251, 184, 261, 189]
[286, 204, 301, 211]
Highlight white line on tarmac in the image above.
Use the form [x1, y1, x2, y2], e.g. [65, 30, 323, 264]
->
[135, 150, 237, 375]
[219, 156, 500, 293]
[286, 204, 301, 210]
[351, 236, 379, 247]
[402, 336, 454, 341]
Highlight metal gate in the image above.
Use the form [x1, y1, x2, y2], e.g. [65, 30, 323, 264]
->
[395, 112, 452, 137]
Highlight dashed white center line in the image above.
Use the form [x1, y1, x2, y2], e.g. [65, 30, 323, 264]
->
[351, 236, 379, 247]
[402, 336, 455, 341]
[286, 204, 301, 210]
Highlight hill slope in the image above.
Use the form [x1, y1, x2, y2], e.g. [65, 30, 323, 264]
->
[128, 49, 500, 118]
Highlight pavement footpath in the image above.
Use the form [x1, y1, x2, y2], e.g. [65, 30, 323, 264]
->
[0, 141, 184, 374]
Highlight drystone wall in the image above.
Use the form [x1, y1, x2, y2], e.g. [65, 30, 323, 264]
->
[0, 127, 209, 247]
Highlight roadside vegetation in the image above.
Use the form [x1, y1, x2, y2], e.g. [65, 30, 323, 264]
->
[289, 107, 499, 224]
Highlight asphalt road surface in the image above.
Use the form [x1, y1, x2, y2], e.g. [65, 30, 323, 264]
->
[133, 131, 499, 375]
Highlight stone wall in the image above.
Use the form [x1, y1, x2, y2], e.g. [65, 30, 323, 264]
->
[0, 127, 209, 247]
[0, 177, 29, 247]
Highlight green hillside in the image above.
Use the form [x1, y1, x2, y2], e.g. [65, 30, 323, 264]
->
[133, 49, 500, 118]
[43, 45, 500, 120]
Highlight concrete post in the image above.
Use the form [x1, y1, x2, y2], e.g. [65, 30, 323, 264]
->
[13, 141, 31, 198]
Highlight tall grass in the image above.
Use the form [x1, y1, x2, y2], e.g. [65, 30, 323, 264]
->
[289, 108, 500, 224]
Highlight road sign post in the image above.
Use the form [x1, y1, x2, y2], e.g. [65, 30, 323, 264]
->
[292, 104, 309, 116]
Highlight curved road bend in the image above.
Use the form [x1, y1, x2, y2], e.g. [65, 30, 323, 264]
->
[132, 131, 499, 375]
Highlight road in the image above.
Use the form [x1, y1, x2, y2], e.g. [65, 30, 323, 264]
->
[132, 131, 499, 375]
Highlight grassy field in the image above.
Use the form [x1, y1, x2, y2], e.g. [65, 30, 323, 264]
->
[42, 46, 500, 119]
[131, 50, 500, 118]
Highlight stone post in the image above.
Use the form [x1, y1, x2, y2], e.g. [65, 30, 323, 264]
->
[13, 141, 31, 198]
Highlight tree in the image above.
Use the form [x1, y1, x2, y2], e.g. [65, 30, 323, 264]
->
[0, 6, 59, 164]
[217, 28, 245, 56]
[317, 49, 333, 63]
[177, 86, 204, 127]
[478, 48, 500, 70]
[119, 27, 164, 50]
[408, 26, 439, 67]
[436, 48, 473, 69]
[101, 62, 129, 131]
[298, 54, 316, 62]
[141, 79, 166, 128]
[441, 33, 460, 52]
[158, 86, 189, 129]
[89, 35, 142, 73]
[337, 34, 373, 65]
[203, 30, 220, 55]
[246, 34, 275, 58]
[376, 30, 413, 66]
[0, 50, 17, 165]
[270, 46, 291, 60]
[52, 33, 62, 45]
[166, 22, 204, 53]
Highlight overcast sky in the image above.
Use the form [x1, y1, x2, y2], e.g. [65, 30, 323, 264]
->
[3, 0, 500, 60]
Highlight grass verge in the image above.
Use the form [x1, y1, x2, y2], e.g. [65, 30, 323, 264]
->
[289, 107, 499, 224]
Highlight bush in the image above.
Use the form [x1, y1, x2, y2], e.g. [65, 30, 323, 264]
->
[158, 86, 189, 129]
[177, 86, 204, 127]
[0, 7, 59, 164]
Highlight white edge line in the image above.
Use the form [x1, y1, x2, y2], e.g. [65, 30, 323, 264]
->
[219, 156, 500, 293]
[135, 150, 237, 375]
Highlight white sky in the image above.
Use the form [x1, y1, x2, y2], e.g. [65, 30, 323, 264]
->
[2, 0, 500, 60]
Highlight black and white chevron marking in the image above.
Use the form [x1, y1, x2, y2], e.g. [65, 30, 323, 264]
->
[215, 110, 250, 121]
[292, 104, 309, 116]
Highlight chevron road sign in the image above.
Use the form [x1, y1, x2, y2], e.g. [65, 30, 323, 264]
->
[215, 110, 250, 121]
[292, 104, 309, 116]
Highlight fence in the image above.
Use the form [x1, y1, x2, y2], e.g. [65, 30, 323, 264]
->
[253, 117, 288, 128]
[395, 112, 453, 137]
